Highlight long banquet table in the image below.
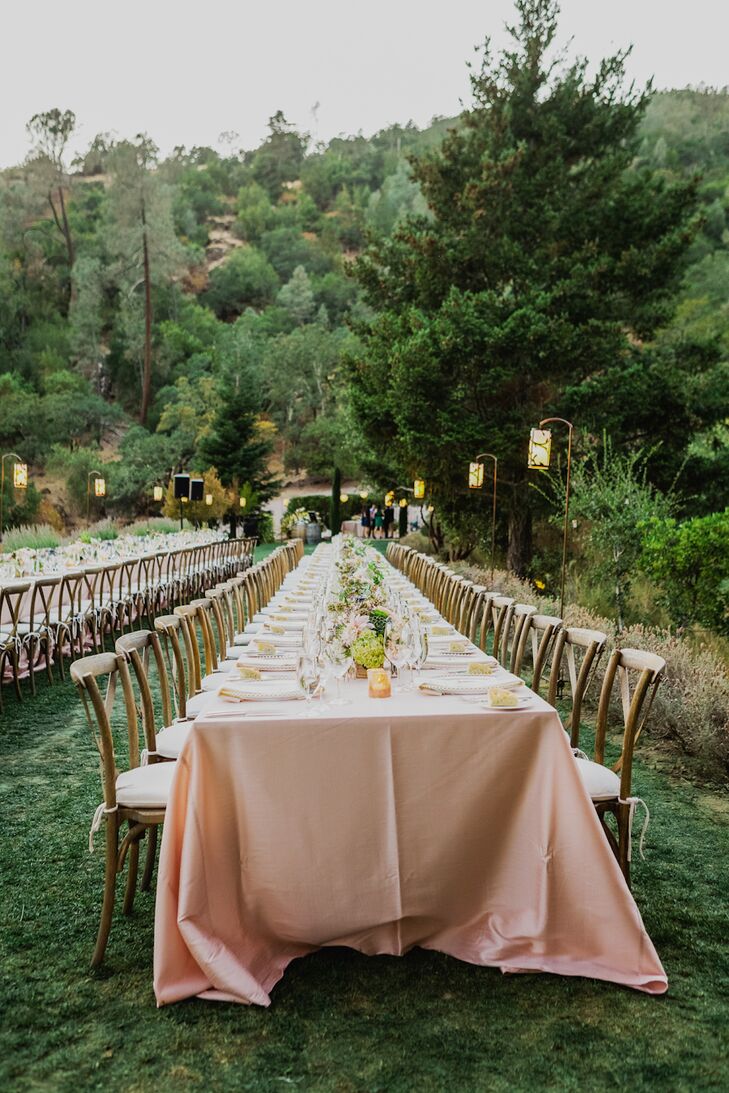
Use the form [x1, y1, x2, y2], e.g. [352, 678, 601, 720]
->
[153, 548, 667, 1005]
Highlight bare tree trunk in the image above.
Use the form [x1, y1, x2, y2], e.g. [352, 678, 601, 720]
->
[139, 200, 153, 425]
[47, 186, 76, 310]
[506, 496, 532, 576]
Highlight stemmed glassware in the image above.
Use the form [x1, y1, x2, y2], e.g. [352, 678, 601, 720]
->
[322, 641, 353, 706]
[384, 619, 413, 693]
[297, 654, 323, 717]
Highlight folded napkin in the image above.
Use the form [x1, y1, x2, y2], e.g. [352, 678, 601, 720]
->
[429, 625, 455, 636]
[419, 675, 524, 696]
[252, 634, 303, 650]
[236, 654, 298, 672]
[218, 681, 303, 702]
[468, 661, 497, 676]
[262, 620, 305, 632]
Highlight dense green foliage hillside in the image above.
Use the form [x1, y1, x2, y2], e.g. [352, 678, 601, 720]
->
[1, 36, 728, 545]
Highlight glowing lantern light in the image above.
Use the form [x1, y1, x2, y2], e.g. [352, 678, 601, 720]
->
[527, 429, 552, 471]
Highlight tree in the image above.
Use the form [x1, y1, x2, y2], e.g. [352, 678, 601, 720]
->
[199, 339, 279, 500]
[250, 112, 308, 199]
[641, 511, 729, 634]
[277, 265, 315, 324]
[25, 108, 77, 306]
[105, 135, 186, 424]
[202, 247, 279, 318]
[350, 0, 698, 572]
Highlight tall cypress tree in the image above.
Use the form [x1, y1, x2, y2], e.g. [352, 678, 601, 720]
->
[351, 0, 698, 571]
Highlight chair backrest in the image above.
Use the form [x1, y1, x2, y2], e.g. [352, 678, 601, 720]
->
[115, 629, 173, 741]
[594, 647, 666, 798]
[71, 652, 140, 809]
[0, 581, 32, 636]
[188, 598, 219, 675]
[204, 587, 229, 660]
[500, 602, 537, 671]
[547, 626, 608, 745]
[24, 576, 62, 629]
[154, 614, 190, 717]
[490, 597, 514, 661]
[172, 604, 203, 692]
[512, 613, 562, 690]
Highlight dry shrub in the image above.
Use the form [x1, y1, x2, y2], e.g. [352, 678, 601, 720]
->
[450, 565, 729, 779]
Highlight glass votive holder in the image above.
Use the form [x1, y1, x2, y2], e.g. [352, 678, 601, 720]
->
[367, 667, 392, 698]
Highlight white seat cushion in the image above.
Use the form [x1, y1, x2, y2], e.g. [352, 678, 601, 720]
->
[186, 690, 218, 717]
[115, 762, 176, 809]
[156, 722, 192, 760]
[575, 758, 620, 801]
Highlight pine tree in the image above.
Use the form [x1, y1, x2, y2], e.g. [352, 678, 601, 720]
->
[200, 363, 279, 501]
[351, 0, 698, 572]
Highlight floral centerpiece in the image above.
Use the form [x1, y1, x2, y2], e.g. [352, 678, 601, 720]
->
[326, 539, 405, 673]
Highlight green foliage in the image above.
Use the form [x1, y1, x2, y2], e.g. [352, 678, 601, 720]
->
[286, 495, 330, 517]
[258, 227, 332, 280]
[640, 511, 729, 634]
[199, 356, 279, 500]
[277, 265, 315, 324]
[563, 441, 673, 628]
[235, 182, 276, 242]
[47, 445, 106, 516]
[249, 111, 308, 199]
[202, 247, 279, 318]
[107, 426, 174, 515]
[350, 0, 699, 573]
[331, 467, 342, 532]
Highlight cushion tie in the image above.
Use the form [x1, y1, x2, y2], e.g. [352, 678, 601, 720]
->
[88, 802, 118, 853]
[619, 796, 650, 862]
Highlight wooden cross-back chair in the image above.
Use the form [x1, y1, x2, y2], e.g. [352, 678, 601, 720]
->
[0, 581, 31, 707]
[172, 604, 203, 693]
[498, 603, 537, 672]
[154, 614, 191, 720]
[490, 596, 514, 662]
[71, 651, 175, 966]
[576, 647, 666, 885]
[18, 574, 64, 691]
[186, 599, 219, 677]
[547, 626, 608, 743]
[512, 613, 563, 691]
[203, 587, 229, 662]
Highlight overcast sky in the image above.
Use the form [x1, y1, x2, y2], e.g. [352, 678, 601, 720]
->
[2, 0, 727, 168]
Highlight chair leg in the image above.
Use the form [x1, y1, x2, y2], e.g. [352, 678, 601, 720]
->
[26, 638, 37, 696]
[122, 828, 140, 916]
[11, 646, 22, 701]
[44, 636, 54, 684]
[617, 804, 632, 888]
[140, 825, 158, 891]
[92, 820, 119, 967]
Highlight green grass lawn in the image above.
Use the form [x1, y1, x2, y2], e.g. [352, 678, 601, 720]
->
[1, 590, 728, 1091]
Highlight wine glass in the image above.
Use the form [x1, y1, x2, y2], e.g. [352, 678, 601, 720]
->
[297, 654, 322, 717]
[410, 623, 429, 686]
[322, 643, 353, 706]
[385, 622, 412, 693]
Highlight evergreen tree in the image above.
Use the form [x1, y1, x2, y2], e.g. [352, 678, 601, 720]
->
[350, 0, 698, 571]
[200, 361, 279, 501]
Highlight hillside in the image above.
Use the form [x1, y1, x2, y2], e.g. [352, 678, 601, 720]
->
[0, 91, 728, 527]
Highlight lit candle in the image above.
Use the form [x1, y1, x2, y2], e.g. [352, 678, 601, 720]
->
[367, 668, 391, 698]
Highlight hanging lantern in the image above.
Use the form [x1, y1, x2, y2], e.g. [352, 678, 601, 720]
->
[153, 485, 163, 502]
[239, 496, 247, 508]
[426, 504, 434, 514]
[94, 477, 106, 498]
[468, 462, 485, 489]
[205, 493, 213, 506]
[398, 498, 408, 508]
[413, 479, 425, 499]
[359, 490, 369, 500]
[527, 429, 552, 471]
[340, 492, 349, 503]
[13, 462, 28, 490]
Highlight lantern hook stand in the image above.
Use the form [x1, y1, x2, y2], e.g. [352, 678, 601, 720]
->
[0, 452, 25, 543]
[470, 453, 498, 584]
[538, 417, 573, 622]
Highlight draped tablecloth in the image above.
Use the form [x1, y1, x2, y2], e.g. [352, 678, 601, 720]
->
[153, 681, 667, 1005]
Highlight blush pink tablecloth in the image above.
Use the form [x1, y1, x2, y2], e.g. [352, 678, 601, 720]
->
[153, 683, 667, 1005]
